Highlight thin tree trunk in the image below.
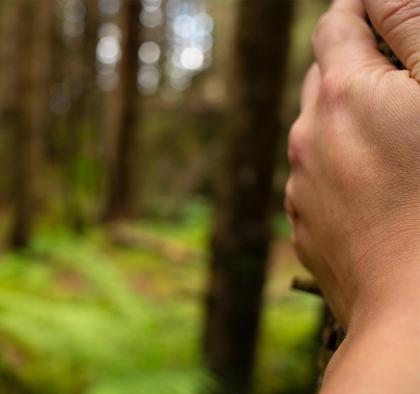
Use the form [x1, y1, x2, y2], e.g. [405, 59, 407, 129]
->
[10, 0, 52, 248]
[62, 0, 100, 232]
[103, 0, 143, 222]
[0, 1, 20, 205]
[203, 1, 294, 393]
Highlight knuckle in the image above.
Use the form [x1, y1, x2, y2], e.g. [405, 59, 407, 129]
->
[285, 177, 294, 199]
[289, 118, 305, 144]
[288, 118, 307, 166]
[313, 12, 332, 45]
[319, 70, 349, 108]
[284, 178, 298, 220]
[313, 10, 348, 48]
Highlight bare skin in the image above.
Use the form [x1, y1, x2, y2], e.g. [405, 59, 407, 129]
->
[285, 0, 420, 392]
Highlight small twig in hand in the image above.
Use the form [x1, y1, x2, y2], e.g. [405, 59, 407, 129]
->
[291, 277, 322, 296]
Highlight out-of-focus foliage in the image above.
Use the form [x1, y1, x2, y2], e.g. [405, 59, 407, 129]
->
[0, 232, 213, 393]
[258, 298, 320, 394]
[0, 202, 320, 393]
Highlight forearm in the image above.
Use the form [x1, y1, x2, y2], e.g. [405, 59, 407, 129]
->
[320, 294, 420, 394]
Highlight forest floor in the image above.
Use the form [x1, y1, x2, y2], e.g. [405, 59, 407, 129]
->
[0, 201, 321, 394]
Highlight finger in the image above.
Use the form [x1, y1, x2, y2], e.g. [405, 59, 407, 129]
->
[291, 220, 317, 273]
[330, 0, 364, 14]
[284, 190, 299, 223]
[364, 0, 420, 82]
[285, 174, 313, 223]
[314, 0, 391, 74]
[285, 176, 320, 271]
[301, 63, 321, 109]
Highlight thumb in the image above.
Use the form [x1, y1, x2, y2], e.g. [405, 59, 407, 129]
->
[364, 0, 420, 82]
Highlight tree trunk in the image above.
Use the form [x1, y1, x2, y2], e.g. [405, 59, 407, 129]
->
[62, 0, 100, 232]
[102, 0, 143, 222]
[0, 1, 20, 204]
[10, 0, 52, 248]
[203, 1, 294, 393]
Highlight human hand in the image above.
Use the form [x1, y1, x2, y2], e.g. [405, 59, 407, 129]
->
[286, 0, 420, 327]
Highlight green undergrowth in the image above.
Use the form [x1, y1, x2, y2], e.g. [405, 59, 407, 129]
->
[139, 198, 211, 249]
[0, 232, 213, 394]
[257, 296, 321, 394]
[0, 204, 320, 393]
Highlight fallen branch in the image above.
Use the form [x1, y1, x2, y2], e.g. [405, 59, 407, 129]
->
[108, 223, 205, 264]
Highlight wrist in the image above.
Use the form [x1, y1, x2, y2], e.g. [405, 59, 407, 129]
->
[321, 296, 420, 394]
[344, 225, 420, 328]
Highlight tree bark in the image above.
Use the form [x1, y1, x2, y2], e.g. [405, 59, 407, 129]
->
[203, 1, 294, 393]
[102, 0, 143, 222]
[10, 0, 52, 248]
[62, 0, 100, 232]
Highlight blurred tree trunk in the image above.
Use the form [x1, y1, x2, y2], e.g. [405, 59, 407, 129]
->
[203, 1, 294, 393]
[10, 0, 52, 248]
[103, 0, 143, 222]
[0, 1, 20, 204]
[62, 0, 100, 232]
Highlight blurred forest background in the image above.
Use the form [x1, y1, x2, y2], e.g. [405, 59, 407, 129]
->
[0, 0, 328, 393]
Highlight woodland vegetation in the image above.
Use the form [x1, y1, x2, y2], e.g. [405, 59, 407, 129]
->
[0, 0, 327, 393]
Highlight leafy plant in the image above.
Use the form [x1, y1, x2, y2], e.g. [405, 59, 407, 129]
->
[0, 232, 213, 394]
